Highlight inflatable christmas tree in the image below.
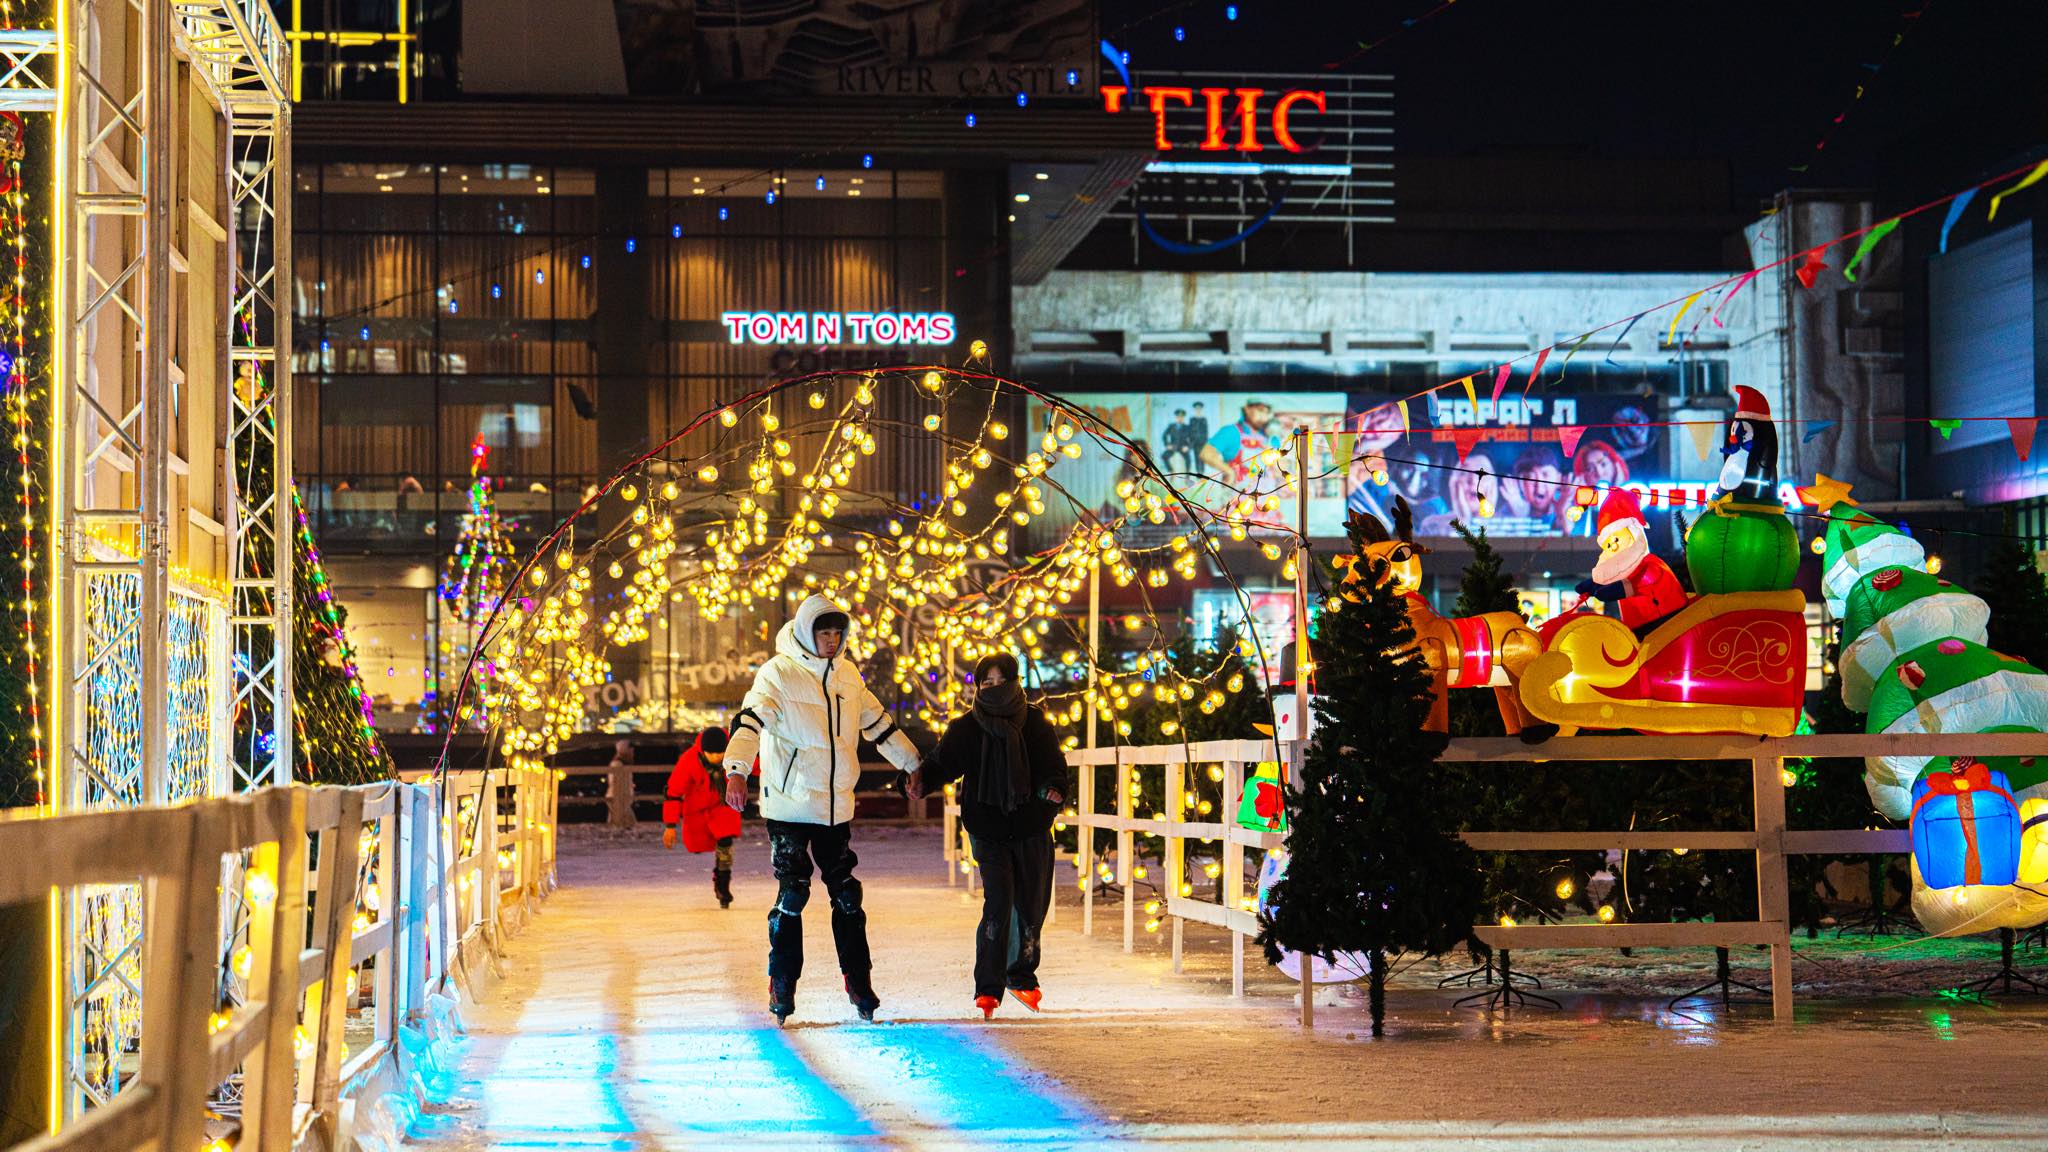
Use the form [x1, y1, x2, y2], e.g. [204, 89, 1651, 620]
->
[1818, 484, 2048, 933]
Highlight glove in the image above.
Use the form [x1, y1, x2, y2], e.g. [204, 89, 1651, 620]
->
[661, 826, 677, 850]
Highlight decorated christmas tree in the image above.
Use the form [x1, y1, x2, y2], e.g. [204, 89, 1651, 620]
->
[434, 434, 515, 731]
[291, 487, 392, 784]
[1257, 513, 1481, 1035]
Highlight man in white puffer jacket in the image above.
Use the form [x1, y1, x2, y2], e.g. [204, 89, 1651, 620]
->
[722, 593, 920, 1024]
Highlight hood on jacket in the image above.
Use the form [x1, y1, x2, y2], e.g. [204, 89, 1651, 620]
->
[777, 593, 858, 662]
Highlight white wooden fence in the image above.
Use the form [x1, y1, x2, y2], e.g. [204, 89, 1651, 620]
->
[0, 765, 557, 1152]
[945, 732, 2048, 1025]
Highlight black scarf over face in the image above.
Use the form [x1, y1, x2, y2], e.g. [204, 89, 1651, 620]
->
[970, 680, 1032, 812]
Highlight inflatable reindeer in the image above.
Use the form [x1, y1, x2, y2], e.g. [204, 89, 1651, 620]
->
[1336, 498, 1546, 736]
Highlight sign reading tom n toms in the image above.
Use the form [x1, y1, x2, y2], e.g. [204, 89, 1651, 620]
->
[720, 311, 957, 346]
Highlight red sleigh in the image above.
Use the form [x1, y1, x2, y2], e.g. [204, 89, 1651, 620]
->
[1516, 590, 1807, 736]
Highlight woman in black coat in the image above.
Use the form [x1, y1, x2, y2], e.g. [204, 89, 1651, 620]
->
[907, 653, 1068, 1017]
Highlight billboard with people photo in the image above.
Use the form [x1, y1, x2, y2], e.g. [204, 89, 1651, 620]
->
[1343, 393, 1662, 540]
[1024, 392, 1350, 537]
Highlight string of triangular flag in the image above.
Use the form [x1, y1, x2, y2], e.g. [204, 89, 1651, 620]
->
[1347, 152, 2048, 463]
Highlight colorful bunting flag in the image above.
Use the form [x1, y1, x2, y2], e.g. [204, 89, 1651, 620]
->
[1710, 269, 1762, 327]
[1397, 399, 1409, 436]
[1666, 291, 1704, 347]
[1557, 425, 1586, 458]
[1524, 346, 1551, 393]
[1451, 429, 1486, 463]
[1939, 188, 1979, 255]
[1842, 218, 1899, 283]
[1930, 419, 1961, 440]
[1489, 362, 1512, 406]
[2010, 418, 2039, 463]
[1795, 248, 1828, 289]
[1604, 313, 1645, 363]
[1686, 420, 1718, 463]
[1458, 373, 1478, 409]
[1988, 159, 2048, 221]
[1802, 420, 1835, 444]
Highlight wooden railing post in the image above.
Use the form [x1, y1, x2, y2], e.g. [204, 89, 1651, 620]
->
[301, 789, 364, 1124]
[398, 783, 431, 1022]
[242, 790, 309, 1150]
[1166, 757, 1186, 974]
[1752, 752, 1793, 1022]
[1118, 751, 1135, 954]
[1223, 756, 1246, 999]
[374, 791, 400, 1049]
[1079, 760, 1096, 935]
[137, 808, 214, 1152]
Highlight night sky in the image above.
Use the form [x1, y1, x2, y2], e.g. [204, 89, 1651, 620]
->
[1099, 0, 2048, 206]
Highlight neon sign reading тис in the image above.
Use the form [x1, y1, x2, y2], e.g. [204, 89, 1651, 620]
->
[721, 311, 957, 346]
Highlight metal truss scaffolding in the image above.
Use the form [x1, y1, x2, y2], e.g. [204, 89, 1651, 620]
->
[45, 0, 290, 1120]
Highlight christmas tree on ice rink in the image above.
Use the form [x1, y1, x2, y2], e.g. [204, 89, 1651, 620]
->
[1257, 514, 1480, 1035]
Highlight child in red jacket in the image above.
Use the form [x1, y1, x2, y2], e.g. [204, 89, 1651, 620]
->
[662, 728, 743, 907]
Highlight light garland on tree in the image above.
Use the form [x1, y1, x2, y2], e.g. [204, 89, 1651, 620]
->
[0, 99, 40, 807]
[291, 484, 385, 764]
[434, 433, 515, 731]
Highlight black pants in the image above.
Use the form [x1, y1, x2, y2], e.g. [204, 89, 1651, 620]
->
[967, 831, 1053, 999]
[766, 819, 869, 989]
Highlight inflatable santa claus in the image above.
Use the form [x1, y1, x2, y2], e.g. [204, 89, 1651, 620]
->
[1576, 488, 1683, 631]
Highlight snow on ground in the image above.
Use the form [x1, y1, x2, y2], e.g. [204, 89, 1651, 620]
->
[401, 823, 2048, 1150]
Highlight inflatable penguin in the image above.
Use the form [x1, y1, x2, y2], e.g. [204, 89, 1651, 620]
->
[1685, 386, 1799, 594]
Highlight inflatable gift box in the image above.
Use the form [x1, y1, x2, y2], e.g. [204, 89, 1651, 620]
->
[1910, 761, 2021, 890]
[2022, 798, 2048, 886]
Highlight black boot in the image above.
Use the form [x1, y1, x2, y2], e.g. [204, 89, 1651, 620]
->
[770, 976, 796, 1026]
[845, 973, 880, 1022]
[713, 869, 733, 909]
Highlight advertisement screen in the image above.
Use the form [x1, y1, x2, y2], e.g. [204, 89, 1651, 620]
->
[1025, 392, 1351, 536]
[1343, 393, 1663, 539]
[1026, 390, 1672, 545]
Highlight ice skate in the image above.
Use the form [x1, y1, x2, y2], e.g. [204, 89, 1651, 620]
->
[846, 974, 880, 1022]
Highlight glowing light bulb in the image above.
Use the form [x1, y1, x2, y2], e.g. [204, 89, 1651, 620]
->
[1781, 768, 1799, 788]
[923, 414, 942, 431]
[1373, 469, 1389, 486]
[1810, 535, 1826, 555]
[1554, 878, 1575, 901]
[923, 371, 944, 391]
[761, 412, 780, 432]
[990, 422, 1009, 440]
[1597, 905, 1617, 923]
[719, 409, 737, 427]
[1927, 555, 1943, 575]
[808, 391, 826, 409]
[697, 465, 718, 483]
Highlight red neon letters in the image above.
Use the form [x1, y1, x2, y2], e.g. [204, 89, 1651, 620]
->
[1101, 84, 1326, 152]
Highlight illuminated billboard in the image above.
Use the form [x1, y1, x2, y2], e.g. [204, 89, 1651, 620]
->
[1343, 393, 1664, 539]
[1025, 391, 1351, 536]
[1029, 390, 1682, 543]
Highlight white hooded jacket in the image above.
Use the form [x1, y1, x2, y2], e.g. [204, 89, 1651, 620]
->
[723, 594, 919, 825]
